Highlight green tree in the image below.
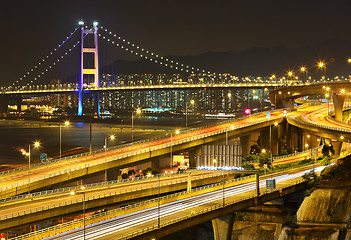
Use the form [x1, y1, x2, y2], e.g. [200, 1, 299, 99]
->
[121, 173, 128, 179]
[250, 144, 261, 155]
[128, 169, 136, 176]
[258, 153, 271, 168]
[322, 144, 330, 156]
[320, 156, 331, 166]
[243, 154, 258, 162]
[242, 163, 255, 169]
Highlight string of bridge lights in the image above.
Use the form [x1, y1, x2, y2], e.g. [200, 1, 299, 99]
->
[12, 27, 80, 87]
[99, 26, 222, 77]
[25, 41, 83, 86]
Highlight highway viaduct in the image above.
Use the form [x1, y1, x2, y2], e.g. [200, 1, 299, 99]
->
[269, 81, 351, 122]
[0, 113, 285, 199]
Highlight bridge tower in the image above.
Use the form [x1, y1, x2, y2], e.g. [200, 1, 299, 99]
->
[78, 21, 100, 116]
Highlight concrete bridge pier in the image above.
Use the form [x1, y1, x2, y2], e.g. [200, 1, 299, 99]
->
[259, 125, 278, 155]
[332, 94, 346, 122]
[0, 95, 8, 115]
[211, 213, 235, 240]
[16, 95, 22, 114]
[287, 124, 299, 151]
[240, 135, 251, 157]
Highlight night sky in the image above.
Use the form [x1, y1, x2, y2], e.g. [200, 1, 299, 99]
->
[1, 0, 351, 84]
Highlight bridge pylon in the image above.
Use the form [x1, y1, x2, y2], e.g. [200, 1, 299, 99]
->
[78, 21, 100, 117]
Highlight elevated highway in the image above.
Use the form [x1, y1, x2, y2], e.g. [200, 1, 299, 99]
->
[0, 111, 285, 199]
[0, 147, 316, 231]
[287, 105, 351, 141]
[11, 163, 329, 240]
[269, 81, 351, 122]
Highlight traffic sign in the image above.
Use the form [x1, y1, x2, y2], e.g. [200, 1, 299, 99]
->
[40, 153, 47, 163]
[266, 112, 271, 118]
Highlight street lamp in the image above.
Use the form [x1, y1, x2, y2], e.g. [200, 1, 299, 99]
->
[70, 186, 86, 240]
[170, 129, 180, 170]
[300, 66, 308, 82]
[325, 86, 331, 116]
[287, 71, 294, 84]
[59, 121, 70, 161]
[104, 135, 115, 182]
[185, 99, 195, 127]
[131, 108, 141, 142]
[213, 159, 225, 207]
[23, 141, 40, 195]
[317, 61, 327, 81]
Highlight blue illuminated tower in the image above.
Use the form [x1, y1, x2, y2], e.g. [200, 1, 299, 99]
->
[78, 21, 100, 116]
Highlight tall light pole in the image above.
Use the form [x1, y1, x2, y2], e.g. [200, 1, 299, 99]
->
[23, 141, 40, 195]
[71, 186, 86, 240]
[185, 99, 195, 127]
[300, 66, 308, 83]
[89, 116, 92, 154]
[270, 122, 278, 178]
[132, 108, 141, 142]
[104, 135, 115, 182]
[213, 159, 225, 207]
[317, 61, 327, 81]
[59, 121, 70, 160]
[170, 129, 180, 170]
[157, 174, 161, 228]
[325, 87, 330, 116]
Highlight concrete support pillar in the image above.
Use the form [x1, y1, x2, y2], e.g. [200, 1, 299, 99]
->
[211, 213, 235, 240]
[286, 124, 295, 151]
[260, 126, 278, 155]
[240, 135, 251, 157]
[16, 95, 22, 114]
[0, 95, 8, 115]
[332, 94, 346, 122]
[189, 147, 202, 168]
[106, 167, 121, 181]
[260, 128, 270, 150]
[187, 173, 192, 192]
[331, 141, 342, 156]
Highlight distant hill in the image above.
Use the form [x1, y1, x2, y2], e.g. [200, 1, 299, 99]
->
[106, 38, 351, 78]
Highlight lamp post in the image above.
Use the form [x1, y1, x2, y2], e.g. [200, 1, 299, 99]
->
[131, 108, 141, 143]
[185, 99, 195, 127]
[59, 121, 70, 160]
[300, 67, 308, 83]
[157, 174, 160, 228]
[71, 186, 86, 240]
[170, 129, 180, 170]
[104, 135, 115, 182]
[317, 61, 327, 81]
[325, 87, 331, 116]
[270, 122, 278, 178]
[23, 141, 40, 195]
[213, 159, 225, 207]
